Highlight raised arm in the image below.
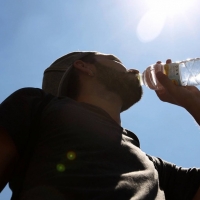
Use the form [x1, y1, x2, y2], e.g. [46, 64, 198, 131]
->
[0, 126, 19, 192]
[155, 68, 200, 199]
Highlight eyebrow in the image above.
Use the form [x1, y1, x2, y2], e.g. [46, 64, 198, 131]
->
[107, 55, 122, 63]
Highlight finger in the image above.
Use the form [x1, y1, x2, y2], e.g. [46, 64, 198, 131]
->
[156, 88, 166, 95]
[156, 71, 176, 93]
[155, 89, 171, 102]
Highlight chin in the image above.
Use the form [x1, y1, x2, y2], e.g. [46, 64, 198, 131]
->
[120, 86, 143, 112]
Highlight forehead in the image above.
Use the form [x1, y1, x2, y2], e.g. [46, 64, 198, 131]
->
[94, 53, 122, 63]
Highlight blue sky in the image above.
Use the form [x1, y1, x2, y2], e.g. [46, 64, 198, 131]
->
[1, 0, 200, 199]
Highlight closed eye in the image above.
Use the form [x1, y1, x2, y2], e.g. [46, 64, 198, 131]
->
[108, 55, 122, 63]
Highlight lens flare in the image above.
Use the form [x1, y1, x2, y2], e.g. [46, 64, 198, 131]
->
[56, 163, 66, 172]
[66, 151, 76, 160]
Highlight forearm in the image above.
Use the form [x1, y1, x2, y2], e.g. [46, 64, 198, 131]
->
[185, 102, 200, 126]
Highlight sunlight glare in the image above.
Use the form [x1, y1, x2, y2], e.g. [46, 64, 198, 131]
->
[137, 8, 166, 42]
[146, 0, 193, 16]
[137, 0, 194, 42]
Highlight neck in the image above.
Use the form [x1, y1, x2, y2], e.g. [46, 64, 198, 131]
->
[75, 94, 122, 125]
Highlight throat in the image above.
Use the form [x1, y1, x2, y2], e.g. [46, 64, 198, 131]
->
[76, 97, 122, 125]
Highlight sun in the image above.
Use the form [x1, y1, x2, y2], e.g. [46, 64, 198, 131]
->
[146, 0, 194, 16]
[136, 0, 196, 42]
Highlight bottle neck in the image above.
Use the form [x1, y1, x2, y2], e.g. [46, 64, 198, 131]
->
[138, 73, 144, 86]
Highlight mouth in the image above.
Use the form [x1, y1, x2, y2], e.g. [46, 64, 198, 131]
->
[136, 73, 142, 85]
[124, 70, 141, 86]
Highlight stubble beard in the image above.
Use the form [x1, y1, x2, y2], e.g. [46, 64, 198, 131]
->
[95, 62, 143, 112]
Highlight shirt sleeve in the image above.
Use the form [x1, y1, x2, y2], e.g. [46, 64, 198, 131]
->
[147, 155, 200, 200]
[0, 87, 47, 156]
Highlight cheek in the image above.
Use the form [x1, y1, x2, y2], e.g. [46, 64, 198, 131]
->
[102, 60, 127, 72]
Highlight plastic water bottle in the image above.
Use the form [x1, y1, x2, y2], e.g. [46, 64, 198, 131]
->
[139, 58, 200, 90]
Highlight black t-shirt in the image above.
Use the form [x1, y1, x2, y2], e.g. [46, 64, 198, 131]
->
[0, 88, 200, 200]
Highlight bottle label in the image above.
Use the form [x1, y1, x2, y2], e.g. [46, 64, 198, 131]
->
[164, 63, 181, 85]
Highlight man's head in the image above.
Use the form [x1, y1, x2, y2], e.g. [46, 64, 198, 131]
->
[42, 51, 142, 112]
[42, 52, 97, 98]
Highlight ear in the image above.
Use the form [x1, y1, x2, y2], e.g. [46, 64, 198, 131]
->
[73, 60, 94, 76]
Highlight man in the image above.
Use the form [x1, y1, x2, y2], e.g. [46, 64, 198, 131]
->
[0, 51, 200, 199]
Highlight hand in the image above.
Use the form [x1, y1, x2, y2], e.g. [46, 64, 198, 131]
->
[155, 59, 200, 125]
[155, 71, 200, 108]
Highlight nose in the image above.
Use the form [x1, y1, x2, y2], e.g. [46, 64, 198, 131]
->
[127, 69, 139, 74]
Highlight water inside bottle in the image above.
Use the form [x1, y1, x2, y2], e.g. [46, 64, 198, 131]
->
[180, 58, 200, 86]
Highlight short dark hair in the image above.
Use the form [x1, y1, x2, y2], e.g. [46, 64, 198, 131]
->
[67, 53, 97, 99]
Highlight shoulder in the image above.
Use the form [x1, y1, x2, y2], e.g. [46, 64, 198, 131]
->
[147, 155, 200, 199]
[0, 87, 52, 126]
[5, 87, 46, 99]
[1, 87, 49, 106]
[0, 88, 55, 154]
